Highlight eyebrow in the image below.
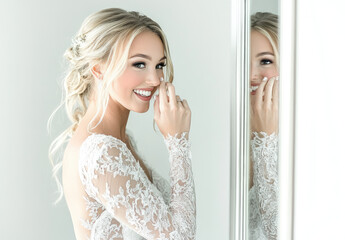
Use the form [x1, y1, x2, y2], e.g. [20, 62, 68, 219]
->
[129, 53, 166, 61]
[256, 52, 275, 57]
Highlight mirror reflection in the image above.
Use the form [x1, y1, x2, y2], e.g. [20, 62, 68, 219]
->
[249, 12, 279, 240]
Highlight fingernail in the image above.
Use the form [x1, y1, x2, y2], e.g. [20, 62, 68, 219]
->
[263, 77, 268, 81]
[153, 95, 156, 101]
[276, 76, 279, 81]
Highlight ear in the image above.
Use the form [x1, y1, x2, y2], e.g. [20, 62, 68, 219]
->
[90, 64, 103, 80]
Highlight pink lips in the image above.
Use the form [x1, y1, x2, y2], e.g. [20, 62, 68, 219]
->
[135, 88, 154, 91]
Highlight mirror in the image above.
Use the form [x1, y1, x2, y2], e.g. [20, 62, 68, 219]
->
[248, 1, 279, 239]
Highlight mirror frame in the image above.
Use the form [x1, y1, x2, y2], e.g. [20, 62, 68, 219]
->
[230, 0, 296, 239]
[229, 0, 250, 239]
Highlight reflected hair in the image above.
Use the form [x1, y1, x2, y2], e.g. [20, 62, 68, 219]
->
[251, 12, 279, 67]
[47, 8, 174, 204]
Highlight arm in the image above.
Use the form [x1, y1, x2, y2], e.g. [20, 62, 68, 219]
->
[250, 131, 278, 240]
[83, 133, 196, 240]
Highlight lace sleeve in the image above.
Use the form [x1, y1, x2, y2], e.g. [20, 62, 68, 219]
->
[150, 167, 171, 204]
[250, 132, 279, 240]
[80, 133, 196, 240]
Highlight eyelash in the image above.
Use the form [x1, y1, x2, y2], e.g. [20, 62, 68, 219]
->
[260, 59, 273, 65]
[132, 62, 166, 69]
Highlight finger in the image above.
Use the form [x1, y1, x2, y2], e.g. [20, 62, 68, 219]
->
[250, 95, 255, 114]
[154, 94, 160, 117]
[166, 83, 177, 105]
[255, 77, 268, 103]
[272, 76, 279, 107]
[159, 81, 167, 109]
[182, 99, 190, 110]
[264, 76, 276, 104]
[176, 95, 182, 105]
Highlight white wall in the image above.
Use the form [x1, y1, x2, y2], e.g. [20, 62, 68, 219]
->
[0, 0, 231, 239]
[294, 0, 345, 238]
[251, 0, 279, 14]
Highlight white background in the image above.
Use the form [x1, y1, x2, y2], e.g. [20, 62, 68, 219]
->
[0, 0, 231, 239]
[294, 0, 345, 238]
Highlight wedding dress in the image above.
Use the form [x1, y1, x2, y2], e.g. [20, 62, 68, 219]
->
[249, 132, 278, 240]
[77, 132, 196, 240]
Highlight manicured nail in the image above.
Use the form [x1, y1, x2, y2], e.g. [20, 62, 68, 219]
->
[263, 77, 268, 81]
[276, 76, 279, 81]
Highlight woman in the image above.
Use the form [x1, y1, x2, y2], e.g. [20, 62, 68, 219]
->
[249, 12, 279, 240]
[48, 8, 196, 240]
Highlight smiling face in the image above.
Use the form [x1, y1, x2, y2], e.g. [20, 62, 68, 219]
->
[250, 30, 278, 95]
[109, 31, 166, 113]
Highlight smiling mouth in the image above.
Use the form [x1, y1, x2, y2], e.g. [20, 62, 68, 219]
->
[250, 85, 259, 93]
[133, 89, 152, 97]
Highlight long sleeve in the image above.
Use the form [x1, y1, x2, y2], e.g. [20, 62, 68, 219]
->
[79, 133, 196, 240]
[249, 132, 278, 240]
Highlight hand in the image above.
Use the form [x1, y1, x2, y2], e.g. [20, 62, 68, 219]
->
[250, 76, 279, 136]
[154, 81, 191, 138]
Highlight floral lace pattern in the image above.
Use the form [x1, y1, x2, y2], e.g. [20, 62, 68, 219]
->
[249, 132, 279, 240]
[78, 132, 196, 240]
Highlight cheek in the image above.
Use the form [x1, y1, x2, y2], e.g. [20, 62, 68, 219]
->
[116, 71, 143, 91]
[260, 67, 279, 79]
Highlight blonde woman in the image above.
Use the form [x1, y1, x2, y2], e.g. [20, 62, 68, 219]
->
[49, 8, 196, 240]
[249, 12, 279, 240]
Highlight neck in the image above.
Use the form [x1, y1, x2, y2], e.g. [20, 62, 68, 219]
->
[85, 98, 130, 141]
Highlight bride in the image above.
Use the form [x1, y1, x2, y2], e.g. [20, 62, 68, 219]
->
[49, 8, 196, 240]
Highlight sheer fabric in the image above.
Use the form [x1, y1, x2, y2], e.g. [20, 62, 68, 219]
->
[77, 132, 196, 240]
[249, 132, 279, 240]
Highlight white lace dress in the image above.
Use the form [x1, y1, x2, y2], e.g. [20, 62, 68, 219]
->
[77, 132, 196, 240]
[249, 132, 278, 240]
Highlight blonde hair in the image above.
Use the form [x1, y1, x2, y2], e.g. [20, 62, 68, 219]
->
[251, 12, 279, 68]
[47, 8, 174, 204]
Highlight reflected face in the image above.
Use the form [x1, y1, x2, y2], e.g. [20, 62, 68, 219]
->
[109, 31, 166, 113]
[250, 30, 278, 95]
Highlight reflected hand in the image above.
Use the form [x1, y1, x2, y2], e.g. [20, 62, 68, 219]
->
[154, 81, 191, 138]
[250, 76, 279, 136]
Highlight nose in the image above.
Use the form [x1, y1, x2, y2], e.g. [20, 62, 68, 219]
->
[146, 70, 161, 87]
[250, 64, 261, 82]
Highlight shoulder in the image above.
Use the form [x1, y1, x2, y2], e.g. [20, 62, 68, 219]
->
[80, 134, 129, 158]
[78, 133, 136, 175]
[78, 134, 137, 195]
[79, 133, 143, 169]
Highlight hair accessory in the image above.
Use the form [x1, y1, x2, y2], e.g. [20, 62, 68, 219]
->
[72, 34, 86, 56]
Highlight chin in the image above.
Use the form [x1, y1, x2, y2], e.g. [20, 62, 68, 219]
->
[132, 105, 150, 113]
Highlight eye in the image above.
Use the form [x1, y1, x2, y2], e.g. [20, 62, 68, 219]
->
[133, 62, 146, 69]
[156, 62, 166, 70]
[260, 59, 273, 65]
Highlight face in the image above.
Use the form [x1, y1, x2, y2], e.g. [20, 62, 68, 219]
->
[109, 31, 165, 113]
[250, 30, 278, 95]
